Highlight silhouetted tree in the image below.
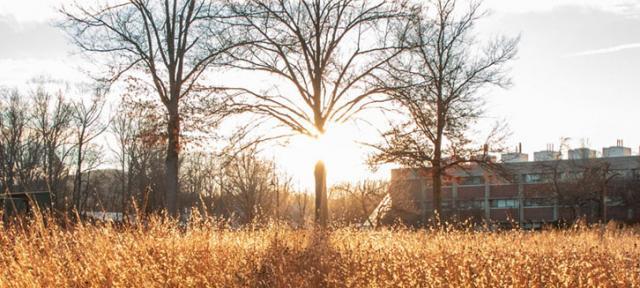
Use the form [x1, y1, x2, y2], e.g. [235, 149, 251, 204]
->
[71, 86, 107, 212]
[0, 89, 30, 193]
[227, 0, 410, 227]
[61, 0, 243, 216]
[292, 192, 312, 227]
[370, 0, 517, 223]
[220, 145, 292, 224]
[330, 180, 387, 226]
[539, 156, 620, 222]
[110, 109, 136, 215]
[32, 87, 73, 211]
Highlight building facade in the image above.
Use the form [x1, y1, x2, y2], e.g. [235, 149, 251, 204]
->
[374, 155, 640, 228]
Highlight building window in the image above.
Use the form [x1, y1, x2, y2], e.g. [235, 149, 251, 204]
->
[460, 176, 484, 185]
[490, 199, 519, 209]
[523, 173, 545, 183]
[562, 171, 584, 180]
[605, 196, 625, 207]
[523, 198, 553, 207]
[458, 200, 485, 210]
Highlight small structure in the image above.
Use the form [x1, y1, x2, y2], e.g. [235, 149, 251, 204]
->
[602, 139, 632, 158]
[568, 147, 597, 159]
[1, 191, 51, 221]
[83, 211, 124, 222]
[534, 144, 561, 161]
[502, 143, 528, 163]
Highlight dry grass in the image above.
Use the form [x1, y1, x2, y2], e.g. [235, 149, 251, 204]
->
[0, 216, 639, 287]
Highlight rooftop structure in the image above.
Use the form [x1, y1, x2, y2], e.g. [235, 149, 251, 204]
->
[533, 144, 560, 161]
[568, 148, 597, 160]
[603, 139, 632, 158]
[501, 143, 528, 163]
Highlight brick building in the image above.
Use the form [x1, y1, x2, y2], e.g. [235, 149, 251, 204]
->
[372, 145, 640, 228]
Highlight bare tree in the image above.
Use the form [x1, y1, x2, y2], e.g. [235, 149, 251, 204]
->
[541, 158, 619, 223]
[226, 0, 410, 227]
[220, 145, 287, 224]
[532, 138, 626, 223]
[61, 0, 243, 216]
[619, 164, 640, 220]
[292, 192, 311, 226]
[71, 87, 107, 212]
[31, 87, 73, 211]
[330, 180, 387, 226]
[110, 109, 136, 215]
[181, 150, 221, 212]
[116, 99, 169, 214]
[369, 0, 517, 223]
[0, 89, 29, 193]
[101, 93, 174, 216]
[0, 89, 46, 194]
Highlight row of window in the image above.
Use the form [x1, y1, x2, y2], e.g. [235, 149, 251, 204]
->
[454, 169, 640, 185]
[491, 199, 519, 208]
[446, 197, 625, 210]
[454, 198, 553, 209]
[523, 169, 640, 184]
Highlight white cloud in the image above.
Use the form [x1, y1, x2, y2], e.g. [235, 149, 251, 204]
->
[0, 16, 69, 60]
[0, 0, 72, 22]
[565, 43, 640, 57]
[484, 0, 640, 16]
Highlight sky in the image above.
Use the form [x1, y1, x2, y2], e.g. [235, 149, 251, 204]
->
[1, 0, 640, 189]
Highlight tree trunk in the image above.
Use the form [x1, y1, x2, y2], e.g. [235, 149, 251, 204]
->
[74, 139, 83, 212]
[121, 160, 126, 217]
[431, 98, 445, 225]
[601, 182, 608, 223]
[166, 107, 180, 217]
[6, 159, 15, 193]
[431, 163, 442, 224]
[314, 160, 328, 228]
[431, 138, 443, 225]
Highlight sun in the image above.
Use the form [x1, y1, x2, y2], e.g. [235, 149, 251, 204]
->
[292, 124, 354, 170]
[303, 126, 349, 163]
[274, 123, 374, 190]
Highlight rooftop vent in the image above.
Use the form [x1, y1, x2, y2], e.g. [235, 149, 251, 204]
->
[603, 139, 632, 158]
[501, 142, 528, 163]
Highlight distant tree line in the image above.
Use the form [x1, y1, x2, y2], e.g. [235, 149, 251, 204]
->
[1, 83, 385, 226]
[0, 83, 106, 213]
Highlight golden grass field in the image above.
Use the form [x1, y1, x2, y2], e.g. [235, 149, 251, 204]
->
[1, 217, 639, 287]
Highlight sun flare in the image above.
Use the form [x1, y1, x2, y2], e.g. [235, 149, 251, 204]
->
[274, 123, 379, 190]
[302, 126, 349, 164]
